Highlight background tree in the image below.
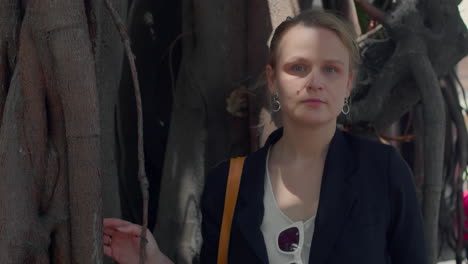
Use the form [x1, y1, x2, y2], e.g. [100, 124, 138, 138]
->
[0, 0, 126, 262]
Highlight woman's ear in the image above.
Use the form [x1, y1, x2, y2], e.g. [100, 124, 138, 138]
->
[266, 65, 276, 94]
[346, 71, 355, 97]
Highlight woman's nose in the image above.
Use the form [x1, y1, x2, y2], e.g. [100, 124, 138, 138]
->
[305, 74, 324, 91]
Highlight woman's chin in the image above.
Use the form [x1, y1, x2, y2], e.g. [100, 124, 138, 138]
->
[291, 116, 335, 128]
[282, 108, 339, 127]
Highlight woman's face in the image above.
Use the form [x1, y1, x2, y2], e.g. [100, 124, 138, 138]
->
[266, 25, 354, 127]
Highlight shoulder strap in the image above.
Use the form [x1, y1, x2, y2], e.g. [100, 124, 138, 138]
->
[217, 157, 246, 264]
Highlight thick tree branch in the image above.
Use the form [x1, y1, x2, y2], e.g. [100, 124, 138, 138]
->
[372, 79, 420, 130]
[384, 0, 417, 27]
[103, 1, 149, 263]
[27, 0, 104, 261]
[410, 44, 445, 264]
[350, 44, 408, 123]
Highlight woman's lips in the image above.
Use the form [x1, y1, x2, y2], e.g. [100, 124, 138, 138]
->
[302, 98, 325, 106]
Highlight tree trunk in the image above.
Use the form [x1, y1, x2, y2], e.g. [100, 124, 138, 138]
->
[155, 0, 250, 262]
[95, 0, 127, 220]
[0, 0, 127, 262]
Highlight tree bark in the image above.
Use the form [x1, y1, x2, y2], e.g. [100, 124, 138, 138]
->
[0, 0, 105, 262]
[95, 0, 127, 221]
[155, 0, 250, 262]
[0, 0, 20, 127]
[410, 45, 445, 264]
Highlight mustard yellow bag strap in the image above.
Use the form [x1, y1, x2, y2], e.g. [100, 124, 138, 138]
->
[217, 157, 246, 264]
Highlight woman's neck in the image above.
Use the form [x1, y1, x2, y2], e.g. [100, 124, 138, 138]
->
[274, 121, 336, 163]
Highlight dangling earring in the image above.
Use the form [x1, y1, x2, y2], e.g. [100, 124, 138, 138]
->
[271, 92, 281, 112]
[342, 97, 350, 115]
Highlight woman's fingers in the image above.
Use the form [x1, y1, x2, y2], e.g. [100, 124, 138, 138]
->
[103, 245, 112, 258]
[103, 234, 112, 245]
[104, 218, 144, 236]
[104, 218, 134, 228]
[116, 223, 143, 236]
[104, 227, 117, 236]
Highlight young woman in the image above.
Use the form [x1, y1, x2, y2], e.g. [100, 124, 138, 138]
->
[103, 9, 427, 264]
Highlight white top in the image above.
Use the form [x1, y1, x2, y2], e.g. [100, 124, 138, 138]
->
[260, 148, 316, 264]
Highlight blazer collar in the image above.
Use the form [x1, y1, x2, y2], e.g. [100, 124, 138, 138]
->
[234, 127, 359, 264]
[307, 127, 359, 264]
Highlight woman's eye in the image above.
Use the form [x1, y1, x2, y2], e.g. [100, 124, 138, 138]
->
[325, 67, 336, 73]
[292, 65, 306, 72]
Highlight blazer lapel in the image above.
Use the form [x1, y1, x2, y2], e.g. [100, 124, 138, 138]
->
[232, 128, 284, 263]
[308, 130, 359, 264]
[234, 145, 269, 263]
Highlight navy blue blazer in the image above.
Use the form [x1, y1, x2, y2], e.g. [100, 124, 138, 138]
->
[199, 127, 427, 264]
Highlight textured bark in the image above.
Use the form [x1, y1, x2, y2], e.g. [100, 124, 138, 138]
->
[0, 0, 20, 127]
[411, 47, 445, 264]
[155, 62, 207, 264]
[347, 0, 468, 127]
[95, 0, 127, 220]
[0, 0, 105, 262]
[0, 0, 159, 262]
[30, 0, 102, 262]
[155, 0, 250, 262]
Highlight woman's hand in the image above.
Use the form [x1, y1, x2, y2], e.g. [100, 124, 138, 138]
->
[103, 218, 173, 264]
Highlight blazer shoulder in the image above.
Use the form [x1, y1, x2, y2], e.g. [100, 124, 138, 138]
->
[344, 132, 396, 155]
[344, 131, 393, 151]
[343, 131, 397, 169]
[204, 146, 266, 201]
[204, 159, 230, 200]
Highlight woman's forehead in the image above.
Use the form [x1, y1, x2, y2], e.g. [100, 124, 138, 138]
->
[276, 25, 350, 64]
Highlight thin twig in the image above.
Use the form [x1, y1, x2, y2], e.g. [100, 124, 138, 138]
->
[103, 1, 149, 264]
[356, 24, 384, 45]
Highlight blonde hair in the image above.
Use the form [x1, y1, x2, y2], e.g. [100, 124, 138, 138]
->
[269, 9, 361, 71]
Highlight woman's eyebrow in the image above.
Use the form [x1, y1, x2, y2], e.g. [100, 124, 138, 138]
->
[284, 56, 308, 63]
[323, 59, 345, 66]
